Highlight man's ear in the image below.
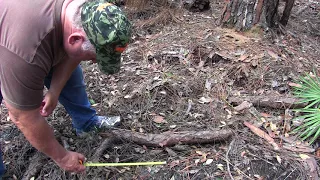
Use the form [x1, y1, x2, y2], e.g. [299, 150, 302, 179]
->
[67, 32, 84, 45]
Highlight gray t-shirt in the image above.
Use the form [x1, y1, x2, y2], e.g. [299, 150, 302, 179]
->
[0, 0, 66, 110]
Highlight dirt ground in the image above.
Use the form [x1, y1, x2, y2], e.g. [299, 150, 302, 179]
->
[1, 0, 320, 179]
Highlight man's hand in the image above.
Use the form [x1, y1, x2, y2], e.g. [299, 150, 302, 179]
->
[4, 101, 86, 174]
[40, 90, 59, 117]
[55, 151, 86, 173]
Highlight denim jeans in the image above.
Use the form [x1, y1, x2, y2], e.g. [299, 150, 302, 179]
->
[0, 145, 4, 178]
[0, 65, 99, 176]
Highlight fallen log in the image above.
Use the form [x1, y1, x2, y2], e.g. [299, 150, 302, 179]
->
[228, 95, 307, 109]
[101, 128, 234, 147]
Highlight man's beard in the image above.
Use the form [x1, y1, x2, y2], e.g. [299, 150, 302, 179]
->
[82, 39, 96, 53]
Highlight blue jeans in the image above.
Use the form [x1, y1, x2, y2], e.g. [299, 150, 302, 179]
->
[0, 65, 99, 176]
[0, 144, 4, 177]
[44, 65, 98, 131]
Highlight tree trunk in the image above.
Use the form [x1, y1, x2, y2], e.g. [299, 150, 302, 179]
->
[220, 0, 294, 31]
[280, 0, 294, 26]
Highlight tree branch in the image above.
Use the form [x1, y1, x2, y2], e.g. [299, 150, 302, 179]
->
[100, 128, 234, 147]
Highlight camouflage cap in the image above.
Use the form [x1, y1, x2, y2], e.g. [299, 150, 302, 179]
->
[81, 1, 132, 74]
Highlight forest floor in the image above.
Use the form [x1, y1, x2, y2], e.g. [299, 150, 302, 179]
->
[1, 0, 320, 179]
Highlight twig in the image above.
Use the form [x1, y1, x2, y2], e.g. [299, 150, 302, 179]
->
[283, 167, 297, 180]
[220, 156, 254, 180]
[226, 139, 235, 180]
[185, 99, 193, 115]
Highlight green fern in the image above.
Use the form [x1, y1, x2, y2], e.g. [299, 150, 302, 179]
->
[292, 72, 320, 144]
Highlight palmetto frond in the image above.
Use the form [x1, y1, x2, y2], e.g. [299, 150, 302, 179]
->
[292, 72, 320, 144]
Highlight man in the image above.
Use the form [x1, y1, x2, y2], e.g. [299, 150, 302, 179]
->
[0, 0, 132, 177]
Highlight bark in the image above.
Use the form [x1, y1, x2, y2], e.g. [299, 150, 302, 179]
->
[221, 0, 294, 30]
[101, 128, 234, 147]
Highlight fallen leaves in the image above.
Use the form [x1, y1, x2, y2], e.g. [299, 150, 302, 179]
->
[269, 122, 277, 132]
[276, 155, 282, 164]
[198, 96, 213, 104]
[238, 54, 249, 62]
[216, 163, 224, 170]
[196, 150, 210, 163]
[266, 49, 279, 60]
[288, 82, 302, 88]
[153, 115, 168, 124]
[233, 101, 252, 112]
[316, 148, 320, 157]
[244, 121, 280, 150]
[299, 154, 310, 160]
[205, 159, 213, 165]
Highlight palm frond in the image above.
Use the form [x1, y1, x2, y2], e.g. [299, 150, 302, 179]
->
[292, 71, 320, 144]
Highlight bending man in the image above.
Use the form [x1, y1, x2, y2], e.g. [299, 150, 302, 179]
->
[0, 0, 132, 176]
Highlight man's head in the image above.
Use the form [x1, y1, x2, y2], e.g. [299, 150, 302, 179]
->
[81, 1, 132, 74]
[64, 0, 132, 74]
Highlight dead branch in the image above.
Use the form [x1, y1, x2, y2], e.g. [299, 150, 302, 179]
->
[228, 95, 307, 109]
[282, 144, 315, 153]
[91, 138, 117, 162]
[100, 128, 234, 147]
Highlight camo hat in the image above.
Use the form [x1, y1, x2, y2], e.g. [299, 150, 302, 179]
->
[81, 1, 132, 74]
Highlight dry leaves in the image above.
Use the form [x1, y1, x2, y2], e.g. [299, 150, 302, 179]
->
[233, 101, 252, 112]
[244, 121, 280, 150]
[198, 97, 213, 104]
[153, 115, 168, 124]
[196, 150, 210, 163]
[267, 49, 279, 60]
[288, 82, 302, 88]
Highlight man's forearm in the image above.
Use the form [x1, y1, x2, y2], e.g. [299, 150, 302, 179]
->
[9, 110, 67, 162]
[49, 58, 79, 96]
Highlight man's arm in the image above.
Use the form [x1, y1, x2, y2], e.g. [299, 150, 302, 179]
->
[41, 58, 79, 116]
[50, 58, 80, 96]
[5, 101, 85, 172]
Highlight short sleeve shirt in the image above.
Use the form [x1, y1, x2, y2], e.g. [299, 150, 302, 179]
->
[0, 0, 66, 110]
